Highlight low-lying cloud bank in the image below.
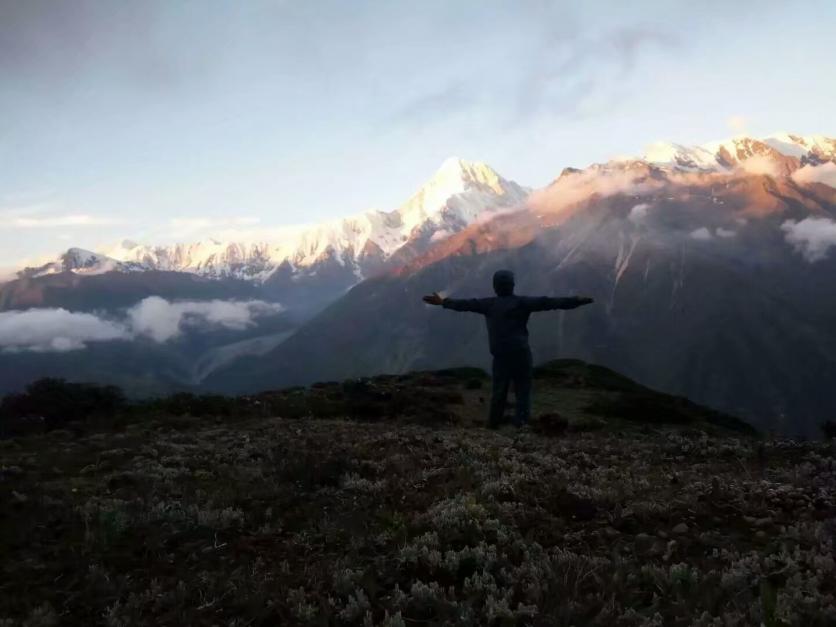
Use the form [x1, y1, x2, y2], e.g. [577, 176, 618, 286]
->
[0, 297, 284, 353]
[529, 167, 664, 214]
[791, 162, 836, 188]
[0, 309, 130, 353]
[782, 217, 836, 262]
[128, 297, 282, 343]
[689, 227, 713, 241]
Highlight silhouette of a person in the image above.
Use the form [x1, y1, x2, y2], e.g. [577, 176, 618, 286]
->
[423, 270, 593, 428]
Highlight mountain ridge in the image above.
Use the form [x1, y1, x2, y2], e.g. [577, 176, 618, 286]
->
[16, 158, 528, 285]
[15, 133, 836, 286]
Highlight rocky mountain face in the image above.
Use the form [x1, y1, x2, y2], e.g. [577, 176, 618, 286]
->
[206, 134, 836, 437]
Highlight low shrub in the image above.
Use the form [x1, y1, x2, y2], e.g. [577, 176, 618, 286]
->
[0, 378, 126, 435]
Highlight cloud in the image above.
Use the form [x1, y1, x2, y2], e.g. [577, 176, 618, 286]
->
[739, 155, 779, 177]
[154, 217, 265, 242]
[628, 203, 650, 223]
[0, 198, 58, 221]
[429, 229, 453, 243]
[472, 207, 525, 226]
[782, 217, 836, 262]
[5, 214, 119, 228]
[689, 227, 713, 241]
[169, 217, 261, 229]
[514, 25, 679, 123]
[0, 297, 284, 353]
[0, 1, 214, 92]
[0, 308, 129, 352]
[726, 115, 748, 133]
[391, 82, 473, 126]
[791, 162, 836, 188]
[393, 17, 680, 128]
[127, 297, 283, 343]
[529, 167, 663, 214]
[716, 227, 737, 238]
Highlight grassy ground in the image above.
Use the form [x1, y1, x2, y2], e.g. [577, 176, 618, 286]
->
[1, 363, 834, 626]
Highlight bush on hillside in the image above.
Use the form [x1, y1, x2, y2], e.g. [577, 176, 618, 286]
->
[0, 378, 126, 436]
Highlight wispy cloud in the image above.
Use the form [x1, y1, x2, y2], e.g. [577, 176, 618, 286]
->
[168, 217, 261, 229]
[518, 26, 678, 118]
[6, 214, 120, 228]
[0, 201, 57, 221]
[0, 1, 212, 92]
[393, 22, 679, 129]
[147, 216, 266, 243]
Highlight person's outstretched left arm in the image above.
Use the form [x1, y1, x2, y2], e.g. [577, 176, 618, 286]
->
[521, 295, 594, 312]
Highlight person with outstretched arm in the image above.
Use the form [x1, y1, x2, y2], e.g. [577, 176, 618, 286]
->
[423, 270, 593, 429]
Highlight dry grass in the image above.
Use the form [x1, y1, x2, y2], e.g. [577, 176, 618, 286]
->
[1, 411, 834, 626]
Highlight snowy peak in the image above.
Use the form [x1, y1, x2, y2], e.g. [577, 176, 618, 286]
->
[17, 248, 127, 279]
[762, 133, 836, 166]
[430, 157, 509, 194]
[63, 248, 105, 269]
[395, 157, 526, 237]
[23, 158, 526, 283]
[639, 133, 836, 172]
[642, 142, 719, 171]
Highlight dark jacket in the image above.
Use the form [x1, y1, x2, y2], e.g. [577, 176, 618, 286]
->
[442, 295, 586, 356]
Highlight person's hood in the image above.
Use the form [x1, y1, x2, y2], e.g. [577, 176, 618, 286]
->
[493, 270, 515, 296]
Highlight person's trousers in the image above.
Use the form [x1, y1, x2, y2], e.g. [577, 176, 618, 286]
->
[489, 348, 532, 427]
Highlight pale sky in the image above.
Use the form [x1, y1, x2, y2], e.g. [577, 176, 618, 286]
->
[1, 0, 835, 269]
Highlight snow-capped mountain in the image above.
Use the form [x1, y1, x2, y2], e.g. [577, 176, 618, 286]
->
[18, 135, 836, 284]
[16, 247, 146, 280]
[638, 133, 836, 172]
[18, 158, 527, 283]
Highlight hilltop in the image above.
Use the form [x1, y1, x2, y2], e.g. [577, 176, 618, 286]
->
[2, 361, 835, 625]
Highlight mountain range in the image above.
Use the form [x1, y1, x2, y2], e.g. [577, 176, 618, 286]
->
[14, 158, 527, 285]
[2, 132, 836, 436]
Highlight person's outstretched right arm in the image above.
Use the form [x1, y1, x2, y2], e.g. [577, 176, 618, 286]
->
[521, 296, 594, 312]
[423, 292, 490, 313]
